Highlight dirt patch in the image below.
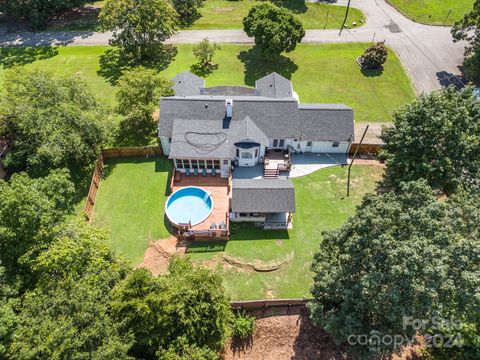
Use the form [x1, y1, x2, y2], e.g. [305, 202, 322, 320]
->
[136, 236, 187, 276]
[203, 252, 294, 273]
[214, 7, 234, 13]
[223, 310, 424, 360]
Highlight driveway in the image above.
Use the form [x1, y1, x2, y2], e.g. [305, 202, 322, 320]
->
[0, 0, 466, 93]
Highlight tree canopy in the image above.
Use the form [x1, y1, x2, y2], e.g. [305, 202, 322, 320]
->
[0, 68, 113, 179]
[381, 86, 480, 194]
[243, 3, 305, 59]
[0, 0, 90, 29]
[171, 0, 205, 26]
[309, 180, 480, 356]
[0, 170, 74, 274]
[99, 0, 178, 60]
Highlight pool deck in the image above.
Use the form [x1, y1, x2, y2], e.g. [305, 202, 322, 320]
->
[171, 172, 231, 234]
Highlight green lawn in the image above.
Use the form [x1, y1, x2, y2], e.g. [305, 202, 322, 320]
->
[0, 44, 414, 122]
[46, 0, 363, 31]
[92, 159, 384, 299]
[387, 0, 473, 25]
[190, 0, 364, 29]
[92, 157, 173, 265]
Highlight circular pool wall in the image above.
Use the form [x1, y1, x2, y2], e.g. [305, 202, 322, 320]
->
[165, 186, 213, 226]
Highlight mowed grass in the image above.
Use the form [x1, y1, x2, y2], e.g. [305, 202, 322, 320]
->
[92, 157, 173, 265]
[191, 0, 364, 29]
[0, 44, 414, 122]
[387, 0, 473, 25]
[92, 159, 383, 299]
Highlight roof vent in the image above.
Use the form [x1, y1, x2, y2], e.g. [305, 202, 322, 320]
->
[226, 99, 233, 118]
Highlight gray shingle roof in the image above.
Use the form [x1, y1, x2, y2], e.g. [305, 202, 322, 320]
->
[231, 179, 296, 213]
[172, 72, 205, 96]
[298, 105, 354, 142]
[255, 72, 293, 98]
[169, 116, 269, 159]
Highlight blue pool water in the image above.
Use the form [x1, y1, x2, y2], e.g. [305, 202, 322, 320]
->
[165, 186, 213, 226]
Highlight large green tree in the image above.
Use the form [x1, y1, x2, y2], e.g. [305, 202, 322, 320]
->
[111, 258, 232, 359]
[8, 220, 133, 360]
[309, 180, 480, 356]
[0, 264, 17, 358]
[115, 67, 173, 145]
[243, 3, 305, 59]
[171, 0, 205, 26]
[0, 0, 91, 29]
[0, 170, 74, 274]
[99, 0, 178, 60]
[452, 0, 480, 83]
[381, 86, 480, 194]
[0, 68, 113, 178]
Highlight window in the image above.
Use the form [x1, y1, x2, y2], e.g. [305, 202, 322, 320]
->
[213, 160, 220, 169]
[273, 139, 278, 147]
[239, 213, 248, 217]
[254, 148, 258, 157]
[206, 160, 213, 169]
[236, 148, 239, 158]
[307, 141, 312, 147]
[332, 142, 340, 148]
[181, 159, 189, 169]
[279, 139, 285, 147]
[241, 152, 253, 159]
[223, 159, 229, 165]
[191, 160, 199, 169]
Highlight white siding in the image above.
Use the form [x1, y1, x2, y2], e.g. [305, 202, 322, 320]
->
[311, 141, 349, 153]
[160, 137, 170, 156]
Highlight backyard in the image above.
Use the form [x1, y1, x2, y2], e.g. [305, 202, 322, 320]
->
[43, 0, 364, 31]
[92, 158, 384, 299]
[387, 0, 473, 25]
[0, 44, 414, 122]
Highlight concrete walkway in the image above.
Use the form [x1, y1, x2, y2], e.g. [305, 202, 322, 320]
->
[0, 0, 466, 93]
[289, 153, 348, 178]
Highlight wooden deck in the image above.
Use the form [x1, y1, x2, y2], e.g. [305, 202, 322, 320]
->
[171, 170, 231, 238]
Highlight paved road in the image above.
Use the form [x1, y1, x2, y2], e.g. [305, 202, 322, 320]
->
[0, 0, 466, 93]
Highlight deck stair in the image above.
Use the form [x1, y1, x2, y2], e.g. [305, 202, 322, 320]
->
[264, 166, 279, 179]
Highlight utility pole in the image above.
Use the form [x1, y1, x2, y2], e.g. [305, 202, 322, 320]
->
[347, 124, 369, 197]
[339, 0, 352, 36]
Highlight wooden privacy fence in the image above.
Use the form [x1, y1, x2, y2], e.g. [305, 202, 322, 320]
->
[348, 143, 382, 156]
[231, 298, 312, 310]
[84, 146, 162, 220]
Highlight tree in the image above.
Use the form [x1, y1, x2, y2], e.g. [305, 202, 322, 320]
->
[309, 180, 480, 356]
[452, 0, 480, 83]
[171, 0, 205, 26]
[380, 86, 480, 194]
[193, 38, 219, 70]
[0, 170, 74, 274]
[0, 0, 91, 29]
[8, 220, 133, 359]
[111, 258, 232, 359]
[99, 0, 178, 60]
[157, 336, 219, 360]
[359, 41, 388, 68]
[0, 68, 113, 178]
[0, 264, 17, 358]
[243, 3, 305, 59]
[115, 67, 173, 145]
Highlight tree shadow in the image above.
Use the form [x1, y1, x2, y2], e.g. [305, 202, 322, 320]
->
[271, 0, 308, 14]
[0, 46, 59, 68]
[237, 47, 298, 87]
[436, 70, 465, 89]
[97, 45, 178, 85]
[360, 66, 384, 77]
[115, 114, 157, 148]
[190, 62, 219, 77]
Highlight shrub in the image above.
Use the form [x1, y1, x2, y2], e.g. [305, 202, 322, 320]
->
[359, 41, 388, 68]
[232, 311, 255, 340]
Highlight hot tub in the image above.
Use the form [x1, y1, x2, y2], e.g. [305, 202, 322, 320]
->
[165, 186, 213, 226]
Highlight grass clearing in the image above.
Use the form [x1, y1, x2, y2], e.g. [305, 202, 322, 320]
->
[45, 0, 364, 31]
[0, 44, 414, 122]
[92, 159, 383, 299]
[386, 0, 473, 25]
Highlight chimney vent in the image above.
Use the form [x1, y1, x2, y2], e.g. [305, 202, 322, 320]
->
[225, 99, 233, 118]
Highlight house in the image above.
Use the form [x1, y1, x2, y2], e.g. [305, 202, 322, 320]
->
[159, 72, 354, 231]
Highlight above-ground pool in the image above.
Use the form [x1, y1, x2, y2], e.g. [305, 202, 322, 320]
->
[165, 186, 213, 226]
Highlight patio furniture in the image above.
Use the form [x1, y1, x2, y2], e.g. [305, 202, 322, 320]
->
[193, 168, 198, 176]
[202, 168, 207, 176]
[185, 168, 191, 176]
[209, 222, 217, 230]
[219, 221, 227, 230]
[211, 168, 217, 176]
